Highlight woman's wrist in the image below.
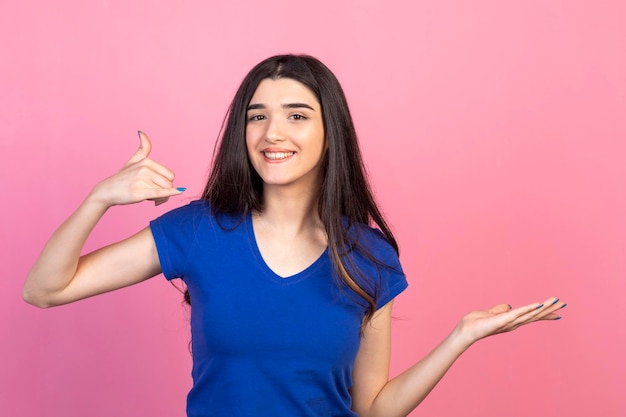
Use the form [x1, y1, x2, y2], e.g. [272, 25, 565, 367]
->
[84, 185, 114, 213]
[448, 322, 479, 352]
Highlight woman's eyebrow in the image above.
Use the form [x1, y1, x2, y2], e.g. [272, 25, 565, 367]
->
[282, 103, 315, 110]
[246, 103, 316, 111]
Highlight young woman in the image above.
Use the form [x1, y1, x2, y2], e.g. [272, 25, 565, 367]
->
[23, 54, 565, 417]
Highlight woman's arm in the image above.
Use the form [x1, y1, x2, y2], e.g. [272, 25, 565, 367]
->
[23, 131, 183, 308]
[351, 298, 566, 417]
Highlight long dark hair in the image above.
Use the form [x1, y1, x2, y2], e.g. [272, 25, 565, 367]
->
[194, 54, 399, 324]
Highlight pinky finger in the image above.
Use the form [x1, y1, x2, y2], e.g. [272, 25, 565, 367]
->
[538, 313, 562, 321]
[149, 187, 186, 206]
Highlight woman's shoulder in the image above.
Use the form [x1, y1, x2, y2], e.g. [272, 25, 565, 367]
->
[154, 199, 211, 222]
[346, 221, 395, 253]
[342, 220, 402, 274]
[154, 199, 247, 232]
[344, 220, 407, 308]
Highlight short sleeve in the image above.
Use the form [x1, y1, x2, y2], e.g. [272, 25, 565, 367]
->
[372, 239, 407, 310]
[149, 200, 206, 280]
[347, 224, 408, 311]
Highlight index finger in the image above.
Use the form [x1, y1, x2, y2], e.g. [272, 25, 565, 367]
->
[143, 158, 176, 182]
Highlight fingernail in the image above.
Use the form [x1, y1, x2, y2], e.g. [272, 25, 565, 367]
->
[507, 304, 512, 310]
[553, 316, 562, 320]
[551, 298, 560, 305]
[176, 187, 187, 192]
[560, 303, 567, 309]
[536, 303, 544, 309]
[138, 130, 143, 138]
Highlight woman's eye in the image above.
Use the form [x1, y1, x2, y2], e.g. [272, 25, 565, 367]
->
[248, 114, 265, 121]
[290, 114, 307, 120]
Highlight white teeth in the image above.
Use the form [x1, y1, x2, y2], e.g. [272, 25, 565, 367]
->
[263, 151, 294, 160]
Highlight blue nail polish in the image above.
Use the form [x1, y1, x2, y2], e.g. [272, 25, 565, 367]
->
[553, 316, 562, 320]
[536, 303, 544, 309]
[507, 304, 512, 310]
[176, 187, 187, 192]
[560, 303, 567, 309]
[551, 298, 560, 305]
[138, 130, 143, 138]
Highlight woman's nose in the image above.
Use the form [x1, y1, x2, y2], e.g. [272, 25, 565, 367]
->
[265, 119, 285, 143]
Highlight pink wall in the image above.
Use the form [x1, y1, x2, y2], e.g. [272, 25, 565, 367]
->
[2, 1, 624, 416]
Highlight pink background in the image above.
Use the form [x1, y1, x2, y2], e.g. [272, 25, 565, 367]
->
[1, 1, 624, 416]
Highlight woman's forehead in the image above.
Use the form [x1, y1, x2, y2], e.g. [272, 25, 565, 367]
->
[249, 78, 320, 107]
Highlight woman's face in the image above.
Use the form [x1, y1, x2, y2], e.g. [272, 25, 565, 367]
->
[245, 78, 326, 191]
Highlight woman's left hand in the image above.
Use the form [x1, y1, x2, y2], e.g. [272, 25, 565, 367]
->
[454, 297, 566, 347]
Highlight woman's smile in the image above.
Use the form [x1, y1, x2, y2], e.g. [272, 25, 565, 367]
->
[262, 149, 296, 161]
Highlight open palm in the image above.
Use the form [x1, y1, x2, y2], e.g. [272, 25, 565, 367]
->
[456, 297, 566, 346]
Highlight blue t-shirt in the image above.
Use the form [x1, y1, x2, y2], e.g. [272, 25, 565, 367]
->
[150, 200, 407, 417]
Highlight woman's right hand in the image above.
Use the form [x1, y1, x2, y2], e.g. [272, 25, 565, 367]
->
[24, 131, 180, 308]
[89, 131, 184, 208]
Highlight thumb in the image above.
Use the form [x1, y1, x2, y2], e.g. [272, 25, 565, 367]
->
[125, 130, 152, 165]
[488, 303, 513, 315]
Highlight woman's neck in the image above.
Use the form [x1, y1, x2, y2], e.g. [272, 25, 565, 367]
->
[256, 184, 322, 235]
